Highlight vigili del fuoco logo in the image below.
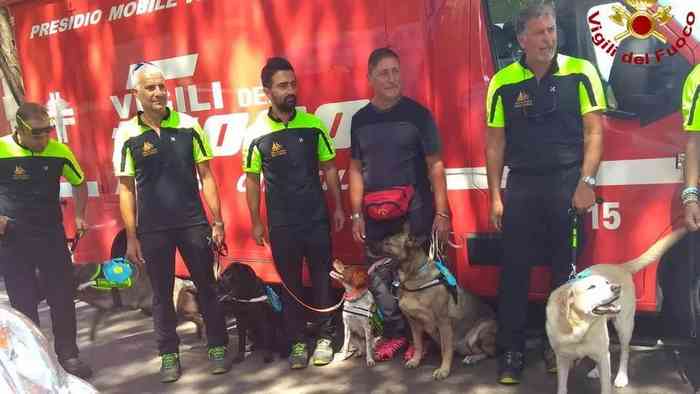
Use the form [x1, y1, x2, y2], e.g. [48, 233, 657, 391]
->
[588, 0, 696, 65]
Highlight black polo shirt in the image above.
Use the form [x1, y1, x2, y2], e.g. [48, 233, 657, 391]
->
[0, 134, 84, 231]
[486, 54, 606, 173]
[242, 109, 335, 227]
[350, 97, 441, 210]
[112, 108, 212, 233]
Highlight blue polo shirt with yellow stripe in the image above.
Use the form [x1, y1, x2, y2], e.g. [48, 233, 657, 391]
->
[486, 54, 606, 172]
[0, 134, 84, 231]
[112, 108, 213, 233]
[242, 109, 335, 227]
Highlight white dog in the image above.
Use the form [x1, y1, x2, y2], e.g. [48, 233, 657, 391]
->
[546, 227, 687, 394]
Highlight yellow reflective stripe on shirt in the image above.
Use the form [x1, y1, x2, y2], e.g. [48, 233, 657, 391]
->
[317, 119, 335, 162]
[683, 65, 700, 132]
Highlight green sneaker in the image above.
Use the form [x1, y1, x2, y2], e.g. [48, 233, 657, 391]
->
[160, 353, 181, 383]
[311, 338, 334, 366]
[289, 342, 309, 369]
[208, 346, 232, 375]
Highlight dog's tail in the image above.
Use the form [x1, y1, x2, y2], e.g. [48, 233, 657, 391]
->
[621, 227, 688, 274]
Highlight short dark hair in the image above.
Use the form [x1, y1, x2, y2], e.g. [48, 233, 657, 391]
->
[515, 2, 556, 36]
[368, 47, 399, 73]
[261, 57, 294, 88]
[16, 102, 48, 125]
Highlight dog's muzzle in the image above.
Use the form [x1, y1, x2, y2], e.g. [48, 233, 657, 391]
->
[592, 291, 622, 315]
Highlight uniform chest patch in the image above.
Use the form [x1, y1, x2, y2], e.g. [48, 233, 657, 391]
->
[13, 165, 29, 180]
[271, 141, 287, 157]
[514, 90, 533, 109]
[142, 141, 158, 157]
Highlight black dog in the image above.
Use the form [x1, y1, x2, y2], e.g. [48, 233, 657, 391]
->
[216, 263, 278, 363]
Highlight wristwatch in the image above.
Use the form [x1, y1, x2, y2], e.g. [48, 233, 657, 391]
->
[581, 176, 597, 188]
[350, 213, 362, 221]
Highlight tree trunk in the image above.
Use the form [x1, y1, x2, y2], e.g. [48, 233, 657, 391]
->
[0, 6, 24, 105]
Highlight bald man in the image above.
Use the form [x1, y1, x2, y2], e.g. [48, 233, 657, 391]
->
[113, 62, 230, 382]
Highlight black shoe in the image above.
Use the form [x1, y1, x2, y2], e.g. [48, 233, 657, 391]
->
[498, 351, 524, 385]
[543, 342, 557, 373]
[59, 357, 93, 380]
[160, 353, 182, 383]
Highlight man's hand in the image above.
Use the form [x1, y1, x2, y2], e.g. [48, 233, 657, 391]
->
[252, 220, 266, 246]
[685, 202, 700, 231]
[333, 208, 346, 232]
[125, 236, 145, 265]
[352, 216, 366, 243]
[490, 199, 504, 231]
[433, 214, 451, 242]
[0, 216, 9, 236]
[211, 222, 225, 246]
[75, 216, 89, 238]
[572, 182, 596, 213]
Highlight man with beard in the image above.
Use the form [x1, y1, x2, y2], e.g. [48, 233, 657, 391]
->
[243, 57, 345, 369]
[485, 3, 605, 385]
[113, 62, 230, 383]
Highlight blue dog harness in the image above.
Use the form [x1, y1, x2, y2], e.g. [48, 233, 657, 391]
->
[400, 259, 459, 303]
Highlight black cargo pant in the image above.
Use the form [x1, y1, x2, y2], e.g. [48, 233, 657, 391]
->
[0, 223, 79, 361]
[496, 166, 581, 353]
[269, 221, 334, 345]
[139, 224, 228, 355]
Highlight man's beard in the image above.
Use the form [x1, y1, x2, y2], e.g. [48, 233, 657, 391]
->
[276, 95, 297, 113]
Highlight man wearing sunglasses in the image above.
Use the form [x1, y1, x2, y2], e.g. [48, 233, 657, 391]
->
[113, 62, 230, 382]
[0, 102, 92, 379]
[485, 3, 605, 385]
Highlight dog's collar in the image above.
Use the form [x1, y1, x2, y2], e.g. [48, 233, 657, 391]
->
[222, 295, 268, 303]
[344, 288, 369, 302]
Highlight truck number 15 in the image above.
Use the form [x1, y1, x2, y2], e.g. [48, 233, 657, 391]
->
[589, 202, 621, 230]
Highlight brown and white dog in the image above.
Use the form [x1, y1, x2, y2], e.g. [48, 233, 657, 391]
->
[370, 227, 498, 380]
[330, 260, 376, 367]
[546, 227, 687, 394]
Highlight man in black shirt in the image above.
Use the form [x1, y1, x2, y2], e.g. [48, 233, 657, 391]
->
[113, 62, 230, 383]
[348, 47, 451, 361]
[485, 3, 605, 384]
[0, 102, 92, 379]
[243, 57, 345, 369]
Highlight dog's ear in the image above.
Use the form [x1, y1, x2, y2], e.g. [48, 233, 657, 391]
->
[555, 287, 574, 335]
[332, 259, 345, 273]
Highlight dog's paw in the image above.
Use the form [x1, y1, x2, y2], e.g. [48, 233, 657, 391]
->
[614, 373, 629, 388]
[587, 367, 600, 379]
[405, 358, 421, 369]
[432, 367, 450, 380]
[461, 354, 487, 365]
[366, 358, 376, 367]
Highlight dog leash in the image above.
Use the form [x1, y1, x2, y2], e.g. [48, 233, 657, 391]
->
[262, 239, 345, 313]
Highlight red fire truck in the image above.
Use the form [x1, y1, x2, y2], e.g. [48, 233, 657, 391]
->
[0, 0, 698, 315]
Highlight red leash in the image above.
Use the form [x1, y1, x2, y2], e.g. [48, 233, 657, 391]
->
[263, 239, 344, 313]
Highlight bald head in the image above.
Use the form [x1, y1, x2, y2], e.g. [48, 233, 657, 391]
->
[131, 62, 168, 115]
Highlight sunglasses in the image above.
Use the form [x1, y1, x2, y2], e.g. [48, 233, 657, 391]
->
[16, 114, 55, 136]
[133, 61, 155, 71]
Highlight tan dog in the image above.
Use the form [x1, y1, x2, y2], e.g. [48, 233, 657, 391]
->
[546, 227, 687, 394]
[370, 227, 498, 380]
[330, 260, 376, 367]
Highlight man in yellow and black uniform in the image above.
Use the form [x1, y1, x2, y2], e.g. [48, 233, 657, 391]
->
[485, 4, 605, 384]
[0, 102, 92, 379]
[243, 57, 345, 369]
[114, 62, 229, 382]
[679, 65, 700, 350]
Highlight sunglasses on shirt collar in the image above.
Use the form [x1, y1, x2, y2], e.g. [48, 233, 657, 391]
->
[16, 114, 55, 136]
